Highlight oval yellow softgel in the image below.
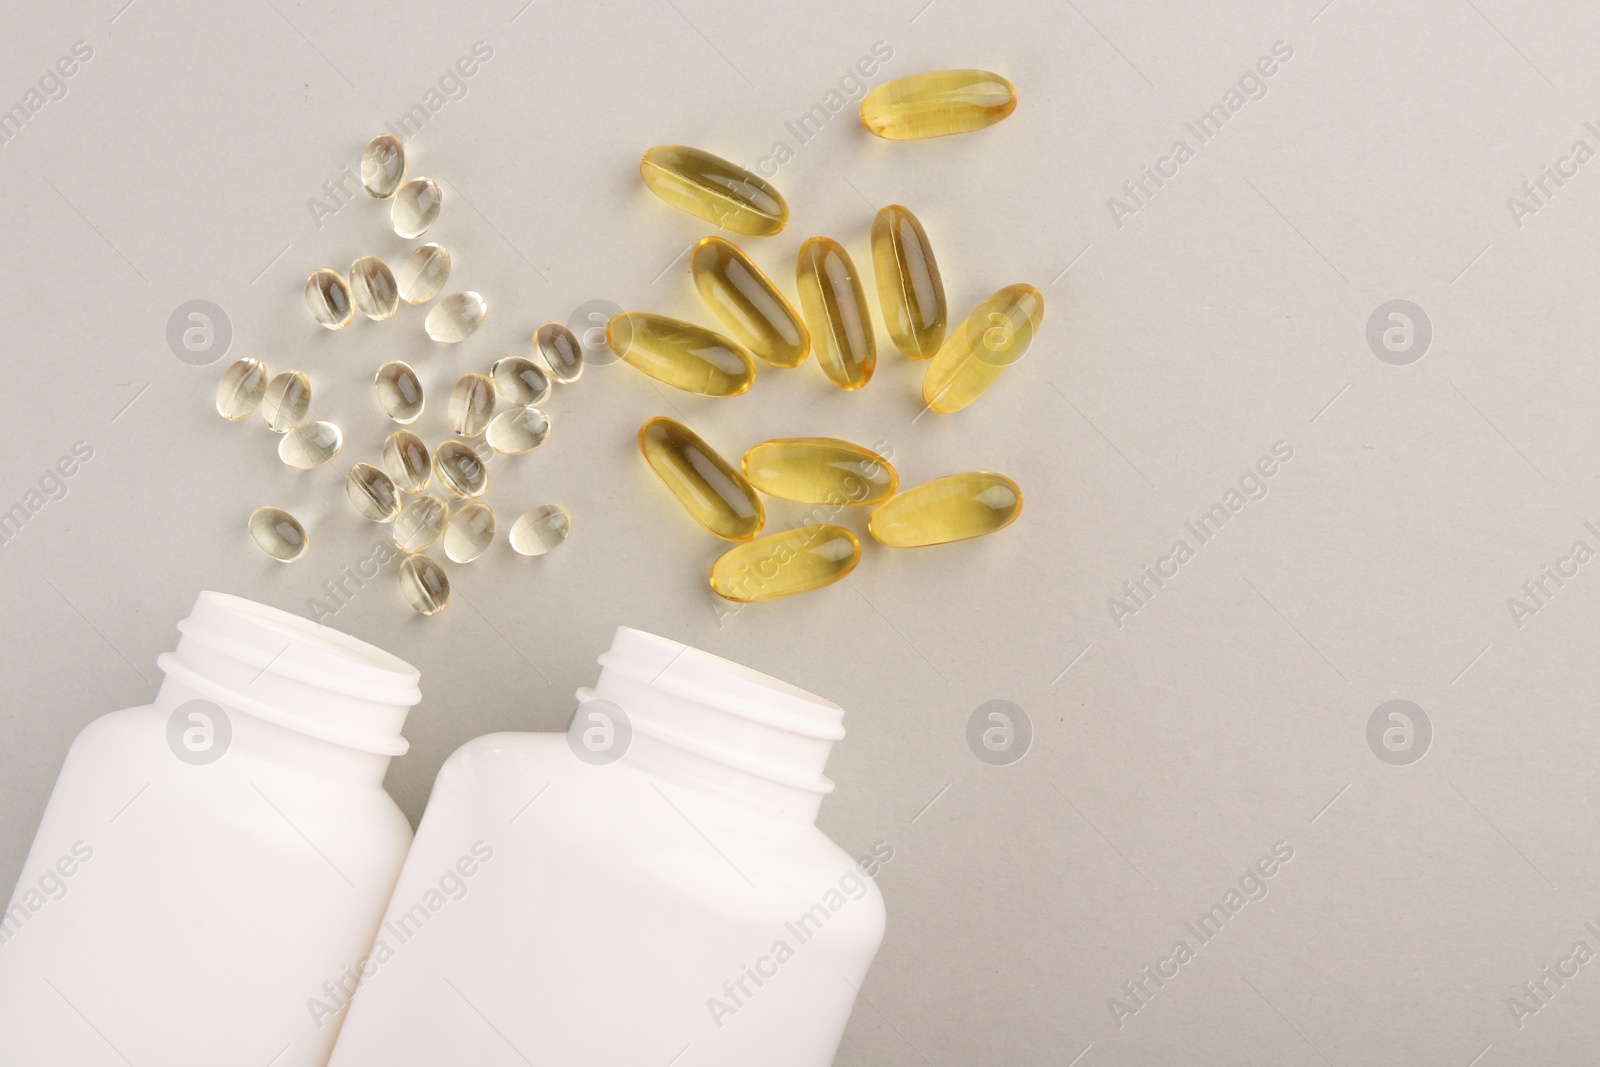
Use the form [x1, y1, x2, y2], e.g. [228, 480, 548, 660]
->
[869, 472, 1022, 547]
[710, 524, 861, 602]
[795, 237, 875, 390]
[859, 69, 1016, 140]
[871, 204, 946, 359]
[742, 438, 897, 506]
[692, 237, 809, 368]
[640, 145, 788, 236]
[922, 283, 1044, 413]
[639, 417, 764, 540]
[607, 312, 755, 396]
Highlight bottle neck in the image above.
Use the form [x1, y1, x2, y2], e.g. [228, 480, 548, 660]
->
[578, 627, 846, 824]
[153, 592, 422, 784]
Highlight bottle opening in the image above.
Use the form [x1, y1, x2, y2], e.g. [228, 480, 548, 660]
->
[156, 592, 421, 756]
[583, 627, 845, 822]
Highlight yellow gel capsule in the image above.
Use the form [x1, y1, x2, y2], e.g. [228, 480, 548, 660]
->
[639, 145, 788, 236]
[871, 205, 946, 359]
[922, 283, 1044, 413]
[742, 438, 897, 506]
[607, 312, 754, 397]
[869, 472, 1022, 547]
[859, 69, 1017, 140]
[691, 237, 809, 368]
[638, 416, 763, 540]
[795, 237, 875, 390]
[709, 525, 860, 602]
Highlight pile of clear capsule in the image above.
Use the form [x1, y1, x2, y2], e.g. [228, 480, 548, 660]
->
[217, 132, 579, 616]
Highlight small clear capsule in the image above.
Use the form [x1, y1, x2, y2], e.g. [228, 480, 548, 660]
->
[260, 370, 310, 433]
[383, 429, 433, 493]
[248, 506, 308, 562]
[397, 243, 451, 304]
[278, 420, 343, 469]
[349, 256, 400, 320]
[795, 237, 875, 389]
[638, 416, 763, 540]
[742, 438, 897, 506]
[486, 406, 551, 455]
[710, 525, 860, 602]
[443, 501, 496, 563]
[534, 321, 584, 383]
[639, 145, 788, 236]
[393, 493, 449, 552]
[922, 283, 1044, 413]
[871, 205, 947, 359]
[509, 504, 572, 556]
[215, 358, 268, 421]
[490, 356, 551, 406]
[434, 439, 489, 499]
[360, 134, 407, 198]
[374, 360, 425, 424]
[869, 472, 1022, 547]
[305, 269, 353, 330]
[447, 373, 496, 436]
[859, 69, 1017, 140]
[426, 291, 487, 343]
[606, 312, 754, 397]
[691, 237, 809, 368]
[398, 553, 450, 616]
[345, 463, 401, 522]
[391, 177, 442, 239]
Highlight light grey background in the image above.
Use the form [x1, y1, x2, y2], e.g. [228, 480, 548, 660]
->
[1, 0, 1595, 1062]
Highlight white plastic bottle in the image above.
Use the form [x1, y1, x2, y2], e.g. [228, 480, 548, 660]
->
[0, 591, 423, 1067]
[327, 626, 888, 1067]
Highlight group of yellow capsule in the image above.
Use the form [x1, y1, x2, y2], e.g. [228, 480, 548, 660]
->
[216, 133, 581, 616]
[615, 68, 1037, 602]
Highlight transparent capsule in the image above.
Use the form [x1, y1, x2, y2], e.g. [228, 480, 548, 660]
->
[361, 134, 407, 198]
[534, 321, 584, 384]
[215, 358, 268, 421]
[606, 313, 754, 397]
[691, 237, 809, 368]
[393, 493, 449, 552]
[305, 269, 353, 330]
[391, 177, 442, 239]
[383, 429, 433, 492]
[278, 420, 343, 469]
[434, 439, 489, 499]
[509, 504, 572, 556]
[345, 463, 401, 522]
[447, 373, 496, 436]
[869, 472, 1022, 547]
[710, 525, 860, 602]
[922, 283, 1044, 413]
[248, 506, 308, 563]
[443, 501, 496, 563]
[486, 406, 551, 455]
[260, 370, 310, 433]
[795, 237, 875, 390]
[859, 69, 1017, 140]
[426, 291, 487, 343]
[742, 438, 897, 506]
[490, 356, 551, 406]
[639, 144, 788, 236]
[397, 243, 451, 304]
[871, 205, 947, 360]
[398, 553, 450, 616]
[349, 256, 400, 321]
[374, 361, 425, 424]
[638, 416, 763, 541]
